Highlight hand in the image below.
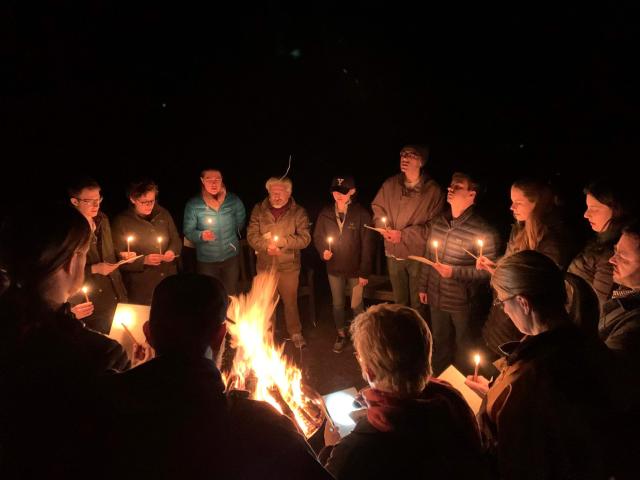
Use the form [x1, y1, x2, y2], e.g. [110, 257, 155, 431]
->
[144, 254, 164, 266]
[163, 250, 176, 262]
[119, 251, 137, 260]
[131, 342, 155, 367]
[358, 277, 368, 287]
[267, 244, 281, 256]
[323, 419, 341, 447]
[71, 302, 94, 320]
[419, 292, 428, 304]
[383, 229, 402, 244]
[202, 230, 216, 241]
[323, 250, 333, 261]
[476, 256, 496, 275]
[432, 262, 453, 278]
[464, 375, 491, 397]
[91, 262, 118, 276]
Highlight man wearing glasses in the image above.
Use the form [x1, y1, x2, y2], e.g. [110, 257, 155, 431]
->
[372, 144, 444, 310]
[68, 177, 128, 333]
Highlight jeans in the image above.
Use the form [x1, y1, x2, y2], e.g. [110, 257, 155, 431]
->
[386, 256, 422, 310]
[196, 255, 240, 296]
[430, 307, 475, 376]
[327, 274, 364, 331]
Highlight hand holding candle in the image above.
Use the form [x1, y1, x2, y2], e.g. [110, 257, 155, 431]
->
[473, 353, 481, 382]
[432, 240, 440, 263]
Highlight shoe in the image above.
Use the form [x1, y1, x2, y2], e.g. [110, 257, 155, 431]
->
[291, 333, 307, 349]
[333, 335, 348, 353]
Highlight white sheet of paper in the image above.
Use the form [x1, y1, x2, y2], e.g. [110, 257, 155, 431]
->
[437, 365, 483, 415]
[114, 254, 144, 267]
[322, 387, 360, 438]
[108, 303, 151, 360]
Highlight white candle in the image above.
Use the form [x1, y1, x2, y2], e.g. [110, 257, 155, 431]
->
[327, 236, 334, 253]
[127, 235, 134, 254]
[82, 286, 90, 303]
[432, 240, 439, 263]
[157, 236, 163, 254]
[477, 239, 484, 258]
[473, 354, 481, 382]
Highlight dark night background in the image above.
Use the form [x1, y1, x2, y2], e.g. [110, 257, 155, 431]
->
[1, 2, 637, 252]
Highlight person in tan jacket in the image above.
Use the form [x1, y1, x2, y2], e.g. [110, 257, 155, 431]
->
[371, 145, 444, 309]
[247, 177, 311, 348]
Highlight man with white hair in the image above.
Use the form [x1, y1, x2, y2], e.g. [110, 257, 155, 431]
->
[247, 177, 311, 348]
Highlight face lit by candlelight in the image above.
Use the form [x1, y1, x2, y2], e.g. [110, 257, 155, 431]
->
[399, 148, 423, 176]
[447, 178, 476, 212]
[201, 170, 223, 196]
[584, 194, 613, 233]
[510, 187, 536, 222]
[131, 191, 156, 216]
[268, 183, 291, 209]
[332, 189, 355, 205]
[610, 233, 640, 289]
[71, 187, 101, 219]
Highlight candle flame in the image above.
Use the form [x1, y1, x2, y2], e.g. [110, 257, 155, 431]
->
[327, 236, 333, 243]
[477, 239, 484, 247]
[474, 354, 481, 366]
[157, 236, 163, 243]
[381, 217, 387, 223]
[273, 235, 279, 242]
[207, 218, 213, 224]
[81, 286, 88, 294]
[432, 240, 439, 249]
[127, 235, 134, 242]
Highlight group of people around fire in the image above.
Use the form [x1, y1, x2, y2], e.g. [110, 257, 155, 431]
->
[1, 145, 639, 479]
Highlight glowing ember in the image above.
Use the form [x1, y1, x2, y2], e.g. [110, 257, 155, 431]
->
[225, 271, 323, 437]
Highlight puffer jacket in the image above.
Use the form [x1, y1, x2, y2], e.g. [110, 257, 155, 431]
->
[183, 193, 246, 263]
[418, 206, 499, 313]
[247, 198, 311, 272]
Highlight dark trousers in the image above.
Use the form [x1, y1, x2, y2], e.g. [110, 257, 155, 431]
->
[430, 307, 475, 376]
[196, 255, 240, 296]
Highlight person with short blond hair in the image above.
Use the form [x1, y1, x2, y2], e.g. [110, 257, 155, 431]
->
[323, 303, 483, 480]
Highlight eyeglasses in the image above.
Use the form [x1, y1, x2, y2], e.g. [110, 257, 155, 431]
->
[76, 197, 103, 206]
[135, 199, 156, 207]
[400, 151, 421, 159]
[493, 295, 516, 310]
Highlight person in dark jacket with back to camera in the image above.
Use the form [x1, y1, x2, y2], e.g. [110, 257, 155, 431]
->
[112, 179, 181, 305]
[183, 167, 246, 295]
[569, 177, 634, 309]
[99, 273, 332, 480]
[321, 303, 485, 480]
[0, 204, 129, 479]
[67, 176, 128, 333]
[418, 171, 499, 375]
[313, 175, 375, 353]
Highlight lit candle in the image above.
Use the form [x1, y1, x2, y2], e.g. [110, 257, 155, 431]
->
[127, 235, 134, 254]
[473, 354, 481, 382]
[477, 239, 484, 258]
[432, 240, 439, 263]
[157, 236, 163, 254]
[82, 286, 90, 303]
[207, 218, 213, 226]
[327, 236, 334, 253]
[381, 217, 388, 230]
[273, 235, 279, 246]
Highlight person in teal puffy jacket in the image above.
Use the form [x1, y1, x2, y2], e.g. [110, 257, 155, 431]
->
[183, 168, 246, 295]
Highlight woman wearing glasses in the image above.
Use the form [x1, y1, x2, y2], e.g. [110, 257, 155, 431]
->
[67, 177, 128, 333]
[112, 179, 181, 305]
[465, 250, 623, 480]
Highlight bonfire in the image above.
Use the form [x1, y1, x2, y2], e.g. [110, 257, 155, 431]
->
[224, 271, 324, 438]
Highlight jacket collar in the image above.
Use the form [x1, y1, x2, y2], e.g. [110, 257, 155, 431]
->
[499, 326, 579, 366]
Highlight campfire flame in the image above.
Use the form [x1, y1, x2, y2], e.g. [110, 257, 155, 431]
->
[224, 271, 323, 438]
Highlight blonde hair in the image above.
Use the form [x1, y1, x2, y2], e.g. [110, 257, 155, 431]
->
[509, 179, 555, 253]
[492, 250, 568, 326]
[350, 303, 432, 395]
[265, 177, 292, 194]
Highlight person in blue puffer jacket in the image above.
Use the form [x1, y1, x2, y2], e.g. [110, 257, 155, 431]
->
[183, 168, 246, 295]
